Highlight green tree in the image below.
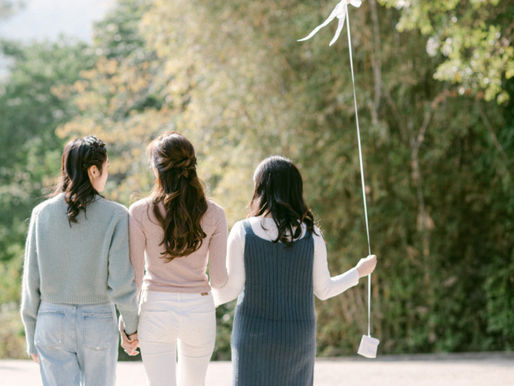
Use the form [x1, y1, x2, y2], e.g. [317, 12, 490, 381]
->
[4, 0, 511, 359]
[379, 0, 514, 103]
[0, 0, 23, 19]
[59, 0, 513, 357]
[0, 39, 94, 357]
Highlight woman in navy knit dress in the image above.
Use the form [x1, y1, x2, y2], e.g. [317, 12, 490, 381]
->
[214, 156, 377, 386]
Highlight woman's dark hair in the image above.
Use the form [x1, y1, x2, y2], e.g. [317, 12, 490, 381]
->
[249, 156, 316, 246]
[53, 136, 107, 225]
[149, 131, 208, 262]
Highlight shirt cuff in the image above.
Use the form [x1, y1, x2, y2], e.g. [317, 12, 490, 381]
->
[347, 267, 360, 287]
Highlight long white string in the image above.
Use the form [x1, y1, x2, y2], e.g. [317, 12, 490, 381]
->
[345, 2, 372, 337]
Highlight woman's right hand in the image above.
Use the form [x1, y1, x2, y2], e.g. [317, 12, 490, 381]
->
[121, 330, 140, 356]
[356, 255, 377, 278]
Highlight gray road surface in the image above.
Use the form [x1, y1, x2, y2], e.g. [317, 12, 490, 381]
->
[1, 352, 512, 385]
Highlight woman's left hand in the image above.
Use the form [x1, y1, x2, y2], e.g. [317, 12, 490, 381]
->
[356, 254, 377, 277]
[121, 330, 140, 356]
[119, 317, 140, 356]
[31, 353, 39, 363]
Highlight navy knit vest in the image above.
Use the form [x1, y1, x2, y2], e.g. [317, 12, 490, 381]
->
[231, 220, 316, 386]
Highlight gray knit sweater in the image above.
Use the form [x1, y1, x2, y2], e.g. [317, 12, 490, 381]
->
[20, 193, 139, 355]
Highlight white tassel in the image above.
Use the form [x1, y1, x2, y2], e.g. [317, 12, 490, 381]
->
[298, 0, 362, 46]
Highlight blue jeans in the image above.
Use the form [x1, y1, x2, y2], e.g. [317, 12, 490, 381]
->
[34, 301, 118, 386]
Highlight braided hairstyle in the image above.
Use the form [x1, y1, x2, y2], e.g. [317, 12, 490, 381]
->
[149, 132, 208, 261]
[53, 136, 107, 225]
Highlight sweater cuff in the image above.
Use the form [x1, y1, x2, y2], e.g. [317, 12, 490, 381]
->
[27, 344, 37, 356]
[24, 322, 37, 355]
[119, 311, 138, 335]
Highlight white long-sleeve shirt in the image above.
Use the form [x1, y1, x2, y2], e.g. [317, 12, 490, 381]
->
[213, 217, 360, 306]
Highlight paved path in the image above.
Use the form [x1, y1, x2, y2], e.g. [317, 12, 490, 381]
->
[1, 353, 512, 385]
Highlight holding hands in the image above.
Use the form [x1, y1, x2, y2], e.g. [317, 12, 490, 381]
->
[120, 329, 139, 356]
[356, 254, 377, 277]
[119, 318, 139, 356]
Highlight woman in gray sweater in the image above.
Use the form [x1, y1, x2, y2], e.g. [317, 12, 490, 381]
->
[20, 136, 139, 386]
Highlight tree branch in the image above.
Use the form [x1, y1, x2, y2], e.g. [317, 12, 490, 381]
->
[368, 0, 382, 125]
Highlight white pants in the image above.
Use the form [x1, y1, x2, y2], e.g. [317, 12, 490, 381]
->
[138, 291, 216, 386]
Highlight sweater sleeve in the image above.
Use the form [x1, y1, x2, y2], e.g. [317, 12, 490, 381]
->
[107, 211, 139, 334]
[20, 209, 40, 355]
[207, 207, 229, 289]
[128, 207, 146, 297]
[313, 229, 360, 300]
[212, 221, 246, 306]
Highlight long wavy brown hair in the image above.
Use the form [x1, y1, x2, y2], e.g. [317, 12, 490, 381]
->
[249, 156, 316, 246]
[52, 136, 107, 225]
[149, 132, 208, 262]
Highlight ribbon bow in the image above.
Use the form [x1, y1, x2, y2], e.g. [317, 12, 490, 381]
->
[298, 0, 362, 46]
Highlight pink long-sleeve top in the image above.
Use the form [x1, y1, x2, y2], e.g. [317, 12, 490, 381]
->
[129, 197, 228, 294]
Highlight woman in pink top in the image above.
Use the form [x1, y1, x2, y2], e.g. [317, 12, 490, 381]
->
[128, 132, 228, 386]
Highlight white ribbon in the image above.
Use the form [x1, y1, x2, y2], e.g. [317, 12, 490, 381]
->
[298, 0, 362, 46]
[299, 0, 374, 340]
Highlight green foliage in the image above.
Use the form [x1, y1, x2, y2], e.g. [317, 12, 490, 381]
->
[0, 39, 95, 357]
[0, 304, 26, 359]
[0, 39, 94, 261]
[482, 79, 514, 349]
[0, 0, 23, 19]
[1, 0, 512, 359]
[214, 302, 236, 360]
[379, 0, 514, 103]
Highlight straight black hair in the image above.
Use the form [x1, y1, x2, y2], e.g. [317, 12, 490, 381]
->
[249, 156, 316, 246]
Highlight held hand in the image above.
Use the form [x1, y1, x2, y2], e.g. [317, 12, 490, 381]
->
[121, 331, 140, 356]
[31, 353, 39, 363]
[356, 254, 377, 278]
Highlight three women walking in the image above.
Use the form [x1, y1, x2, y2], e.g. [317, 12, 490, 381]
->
[21, 132, 377, 386]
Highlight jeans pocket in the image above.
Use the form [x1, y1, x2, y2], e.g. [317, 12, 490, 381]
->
[34, 310, 65, 349]
[81, 310, 117, 351]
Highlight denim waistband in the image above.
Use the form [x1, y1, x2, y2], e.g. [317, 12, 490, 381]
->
[39, 301, 114, 314]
